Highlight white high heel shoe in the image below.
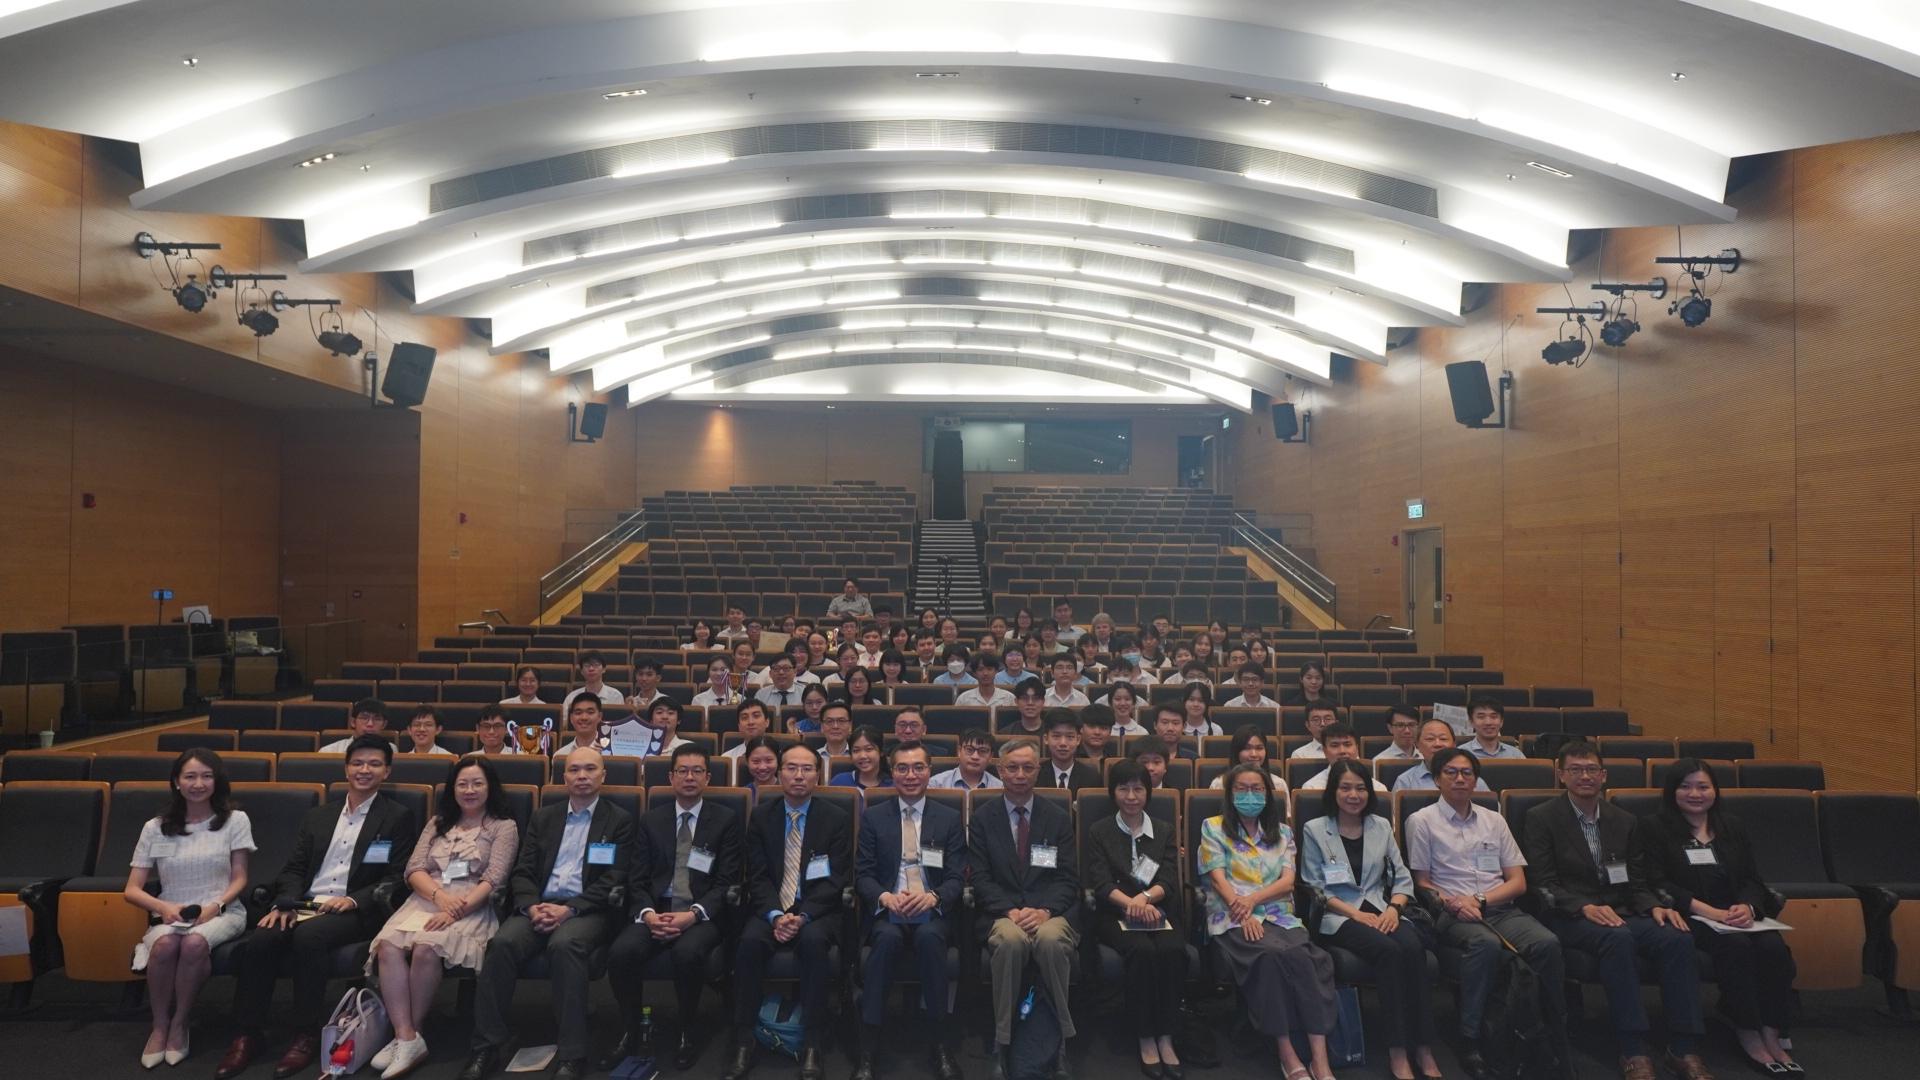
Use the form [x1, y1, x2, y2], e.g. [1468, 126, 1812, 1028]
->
[163, 1034, 189, 1066]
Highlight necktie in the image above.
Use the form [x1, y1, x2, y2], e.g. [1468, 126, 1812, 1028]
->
[777, 689, 790, 704]
[1057, 769, 1070, 789]
[1015, 804, 1031, 865]
[671, 811, 694, 909]
[902, 805, 924, 892]
[779, 809, 804, 909]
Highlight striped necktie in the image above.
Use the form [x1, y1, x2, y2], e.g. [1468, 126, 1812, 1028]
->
[778, 809, 804, 909]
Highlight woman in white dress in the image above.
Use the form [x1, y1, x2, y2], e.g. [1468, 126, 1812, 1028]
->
[124, 749, 255, 1068]
[366, 755, 519, 1079]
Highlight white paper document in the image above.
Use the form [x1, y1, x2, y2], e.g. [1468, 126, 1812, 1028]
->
[1692, 914, 1792, 934]
[506, 1045, 559, 1072]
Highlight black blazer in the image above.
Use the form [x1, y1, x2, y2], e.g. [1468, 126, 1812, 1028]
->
[745, 794, 852, 922]
[1039, 761, 1101, 793]
[507, 797, 636, 915]
[1635, 811, 1778, 917]
[855, 796, 967, 917]
[1085, 814, 1180, 918]
[628, 798, 742, 922]
[968, 794, 1079, 923]
[270, 793, 417, 911]
[1521, 796, 1661, 916]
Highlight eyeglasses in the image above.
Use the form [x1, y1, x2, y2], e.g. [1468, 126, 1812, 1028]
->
[671, 766, 708, 777]
[894, 763, 930, 774]
[1561, 765, 1606, 777]
[1439, 767, 1478, 779]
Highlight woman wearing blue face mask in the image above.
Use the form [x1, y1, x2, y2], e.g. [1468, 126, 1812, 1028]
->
[1200, 764, 1340, 1080]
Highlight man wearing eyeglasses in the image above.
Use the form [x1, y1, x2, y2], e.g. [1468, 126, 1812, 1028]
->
[852, 741, 967, 1080]
[605, 743, 743, 1071]
[1406, 748, 1564, 1080]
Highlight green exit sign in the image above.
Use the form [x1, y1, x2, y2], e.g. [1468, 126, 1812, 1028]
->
[1406, 499, 1425, 520]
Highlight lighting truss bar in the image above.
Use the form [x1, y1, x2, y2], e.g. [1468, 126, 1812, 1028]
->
[1653, 248, 1741, 273]
[1534, 304, 1608, 317]
[1590, 278, 1668, 299]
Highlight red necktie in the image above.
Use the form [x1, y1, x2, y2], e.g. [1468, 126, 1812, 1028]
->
[1015, 804, 1031, 865]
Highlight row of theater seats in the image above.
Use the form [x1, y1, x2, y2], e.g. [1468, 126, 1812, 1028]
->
[0, 744, 1829, 793]
[0, 619, 287, 730]
[6, 777, 1906, 996]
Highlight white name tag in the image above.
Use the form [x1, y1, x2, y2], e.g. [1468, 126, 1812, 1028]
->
[1685, 847, 1718, 866]
[1131, 854, 1161, 884]
[1322, 861, 1354, 886]
[610, 735, 651, 758]
[442, 858, 470, 884]
[1474, 850, 1503, 873]
[687, 847, 715, 874]
[805, 853, 832, 881]
[920, 847, 945, 870]
[1030, 844, 1059, 869]
[149, 839, 179, 858]
[588, 842, 617, 866]
[364, 840, 392, 865]
[1605, 861, 1630, 885]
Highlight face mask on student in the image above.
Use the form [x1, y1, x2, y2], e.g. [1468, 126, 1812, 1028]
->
[1123, 651, 1143, 663]
[1232, 792, 1266, 818]
[947, 659, 967, 675]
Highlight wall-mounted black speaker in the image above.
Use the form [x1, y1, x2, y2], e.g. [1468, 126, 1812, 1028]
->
[578, 402, 608, 440]
[381, 342, 437, 408]
[1444, 360, 1497, 427]
[1271, 403, 1298, 440]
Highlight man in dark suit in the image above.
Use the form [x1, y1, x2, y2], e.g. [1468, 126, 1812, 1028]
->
[460, 747, 635, 1080]
[721, 742, 852, 1080]
[853, 741, 967, 1080]
[970, 737, 1080, 1078]
[1038, 710, 1100, 792]
[218, 734, 417, 1079]
[604, 743, 743, 1071]
[1522, 740, 1708, 1080]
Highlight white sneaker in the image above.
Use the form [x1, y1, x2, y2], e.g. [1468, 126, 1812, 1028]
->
[369, 1039, 402, 1071]
[381, 1036, 429, 1079]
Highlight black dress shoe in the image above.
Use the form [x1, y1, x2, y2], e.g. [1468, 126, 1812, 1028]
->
[850, 1050, 877, 1080]
[596, 1031, 638, 1072]
[1160, 1062, 1184, 1080]
[671, 1032, 700, 1071]
[990, 1046, 1009, 1080]
[931, 1043, 962, 1080]
[718, 1040, 756, 1080]
[1052, 1045, 1072, 1080]
[458, 1048, 501, 1080]
[1137, 1062, 1163, 1080]
[798, 1046, 825, 1080]
[1456, 1048, 1489, 1080]
[553, 1058, 589, 1080]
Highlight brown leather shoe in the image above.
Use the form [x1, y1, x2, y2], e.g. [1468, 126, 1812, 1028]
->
[272, 1033, 319, 1079]
[213, 1035, 258, 1080]
[1665, 1052, 1715, 1080]
[1622, 1056, 1658, 1080]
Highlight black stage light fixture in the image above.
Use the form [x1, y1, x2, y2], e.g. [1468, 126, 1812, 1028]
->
[1675, 291, 1712, 327]
[173, 278, 209, 312]
[1535, 303, 1602, 367]
[1654, 247, 1739, 328]
[238, 305, 278, 336]
[134, 232, 224, 313]
[317, 328, 363, 357]
[1541, 335, 1587, 365]
[1599, 315, 1639, 347]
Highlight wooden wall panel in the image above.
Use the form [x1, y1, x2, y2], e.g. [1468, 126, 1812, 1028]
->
[1796, 514, 1913, 791]
[0, 121, 82, 304]
[0, 348, 76, 627]
[1580, 529, 1622, 706]
[1712, 517, 1776, 750]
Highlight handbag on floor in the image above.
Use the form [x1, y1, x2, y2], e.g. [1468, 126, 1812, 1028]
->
[753, 993, 805, 1059]
[319, 986, 390, 1076]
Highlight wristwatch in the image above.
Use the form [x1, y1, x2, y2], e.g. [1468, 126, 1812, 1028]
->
[1472, 892, 1487, 906]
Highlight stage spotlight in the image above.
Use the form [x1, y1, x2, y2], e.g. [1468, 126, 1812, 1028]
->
[173, 278, 209, 313]
[1674, 291, 1711, 327]
[317, 329, 363, 357]
[238, 305, 278, 337]
[1600, 315, 1639, 347]
[1541, 335, 1587, 365]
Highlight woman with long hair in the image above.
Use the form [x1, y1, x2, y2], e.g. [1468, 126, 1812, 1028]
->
[841, 666, 880, 706]
[740, 736, 784, 793]
[367, 756, 519, 1078]
[1087, 761, 1188, 1076]
[125, 750, 255, 1068]
[1183, 681, 1224, 736]
[501, 666, 544, 705]
[1207, 725, 1288, 795]
[1282, 661, 1338, 708]
[831, 726, 888, 789]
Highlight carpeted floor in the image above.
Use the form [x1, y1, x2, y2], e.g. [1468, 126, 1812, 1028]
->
[3, 971, 1912, 1079]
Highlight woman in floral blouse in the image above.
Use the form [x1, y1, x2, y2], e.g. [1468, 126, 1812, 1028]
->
[1200, 763, 1340, 1080]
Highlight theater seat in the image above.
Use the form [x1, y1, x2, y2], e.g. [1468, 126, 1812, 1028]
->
[58, 782, 177, 982]
[1817, 792, 1920, 995]
[0, 751, 92, 782]
[0, 781, 108, 987]
[1721, 790, 1863, 990]
[1735, 761, 1824, 790]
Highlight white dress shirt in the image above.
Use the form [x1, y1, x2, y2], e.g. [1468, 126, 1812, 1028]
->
[929, 767, 1002, 790]
[308, 793, 379, 900]
[1043, 687, 1090, 708]
[956, 686, 1015, 707]
[638, 798, 711, 922]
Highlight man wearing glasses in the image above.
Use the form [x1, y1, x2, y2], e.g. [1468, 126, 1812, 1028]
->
[1406, 748, 1564, 1080]
[852, 741, 967, 1080]
[605, 743, 743, 1071]
[721, 743, 852, 1080]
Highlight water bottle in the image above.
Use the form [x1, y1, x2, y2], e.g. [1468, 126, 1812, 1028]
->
[638, 1006, 654, 1055]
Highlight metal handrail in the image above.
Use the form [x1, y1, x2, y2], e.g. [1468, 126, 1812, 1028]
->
[536, 509, 650, 622]
[1231, 511, 1337, 609]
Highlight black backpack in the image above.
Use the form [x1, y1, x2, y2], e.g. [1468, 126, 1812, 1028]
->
[1480, 932, 1575, 1080]
[1006, 985, 1062, 1080]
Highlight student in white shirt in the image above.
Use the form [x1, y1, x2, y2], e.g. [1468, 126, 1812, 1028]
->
[956, 654, 1015, 707]
[1465, 698, 1526, 760]
[400, 706, 456, 756]
[928, 729, 1003, 791]
[1206, 723, 1289, 796]
[473, 706, 520, 755]
[501, 666, 546, 706]
[626, 660, 669, 714]
[680, 619, 720, 653]
[1221, 662, 1281, 711]
[691, 657, 743, 707]
[994, 645, 1033, 688]
[1297, 724, 1388, 791]
[1106, 683, 1149, 737]
[715, 606, 751, 644]
[722, 700, 773, 759]
[733, 641, 768, 688]
[1051, 601, 1083, 644]
[1377, 704, 1424, 760]
[1180, 682, 1224, 737]
[1160, 657, 1206, 688]
[816, 701, 855, 761]
[551, 696, 608, 756]
[1291, 702, 1342, 760]
[754, 656, 808, 710]
[1109, 649, 1158, 687]
[320, 699, 389, 754]
[1043, 656, 1090, 708]
[560, 650, 626, 714]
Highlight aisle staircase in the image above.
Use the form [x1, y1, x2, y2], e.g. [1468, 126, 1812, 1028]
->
[910, 521, 988, 617]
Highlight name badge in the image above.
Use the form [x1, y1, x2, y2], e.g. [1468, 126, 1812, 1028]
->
[1131, 854, 1161, 884]
[364, 840, 393, 865]
[610, 735, 651, 758]
[1474, 849, 1503, 873]
[687, 847, 715, 874]
[1322, 861, 1355, 886]
[805, 853, 832, 881]
[1685, 847, 1718, 866]
[1605, 860, 1630, 885]
[1030, 843, 1059, 869]
[149, 839, 179, 858]
[588, 842, 617, 866]
[442, 858, 470, 884]
[920, 847, 945, 870]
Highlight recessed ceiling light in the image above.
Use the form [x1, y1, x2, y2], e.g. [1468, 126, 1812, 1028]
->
[358, 163, 373, 173]
[915, 71, 962, 79]
[1525, 160, 1574, 178]
[1670, 71, 1688, 81]
[180, 56, 199, 68]
[1504, 173, 1517, 181]
[295, 152, 338, 169]
[1228, 94, 1272, 106]
[603, 88, 649, 99]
